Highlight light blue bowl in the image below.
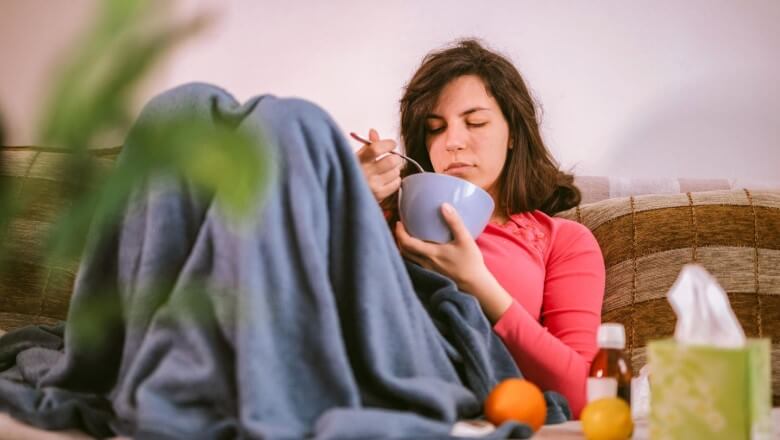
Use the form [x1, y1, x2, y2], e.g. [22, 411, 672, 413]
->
[399, 173, 495, 243]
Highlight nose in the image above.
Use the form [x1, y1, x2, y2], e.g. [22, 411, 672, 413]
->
[444, 125, 467, 151]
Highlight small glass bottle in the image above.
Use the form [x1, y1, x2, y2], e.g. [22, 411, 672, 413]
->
[587, 323, 632, 405]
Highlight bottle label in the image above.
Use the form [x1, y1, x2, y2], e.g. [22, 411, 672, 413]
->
[587, 377, 618, 403]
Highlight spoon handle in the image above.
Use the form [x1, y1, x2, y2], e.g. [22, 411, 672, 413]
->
[349, 132, 425, 174]
[388, 151, 426, 174]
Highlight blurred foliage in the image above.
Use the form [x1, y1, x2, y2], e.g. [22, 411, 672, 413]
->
[32, 0, 272, 263]
[47, 115, 272, 264]
[40, 0, 200, 150]
[0, 0, 273, 336]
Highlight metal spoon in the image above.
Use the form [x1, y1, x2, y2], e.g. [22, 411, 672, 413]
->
[350, 132, 426, 174]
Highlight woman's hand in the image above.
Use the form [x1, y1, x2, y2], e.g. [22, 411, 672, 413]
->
[394, 203, 513, 322]
[355, 129, 403, 203]
[395, 203, 486, 288]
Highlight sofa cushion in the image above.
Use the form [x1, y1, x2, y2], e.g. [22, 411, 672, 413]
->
[573, 175, 780, 205]
[0, 146, 119, 331]
[557, 188, 780, 405]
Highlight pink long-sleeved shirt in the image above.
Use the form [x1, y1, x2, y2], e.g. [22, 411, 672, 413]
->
[475, 211, 605, 418]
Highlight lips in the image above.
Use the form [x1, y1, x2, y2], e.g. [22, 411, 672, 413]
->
[445, 162, 474, 173]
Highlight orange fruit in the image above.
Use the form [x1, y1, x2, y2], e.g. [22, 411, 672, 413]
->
[484, 378, 547, 432]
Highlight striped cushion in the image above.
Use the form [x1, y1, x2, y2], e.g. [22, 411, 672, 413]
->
[0, 146, 119, 331]
[558, 189, 780, 405]
[574, 175, 780, 205]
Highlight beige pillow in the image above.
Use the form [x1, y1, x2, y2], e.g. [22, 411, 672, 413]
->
[558, 189, 780, 405]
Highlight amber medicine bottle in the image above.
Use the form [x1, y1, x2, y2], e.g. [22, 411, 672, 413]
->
[587, 323, 632, 405]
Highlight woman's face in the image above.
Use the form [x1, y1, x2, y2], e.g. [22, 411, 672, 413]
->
[425, 74, 511, 199]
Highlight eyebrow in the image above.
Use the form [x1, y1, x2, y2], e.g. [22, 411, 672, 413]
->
[426, 107, 491, 119]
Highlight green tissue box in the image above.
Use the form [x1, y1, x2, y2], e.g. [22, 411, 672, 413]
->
[647, 338, 771, 440]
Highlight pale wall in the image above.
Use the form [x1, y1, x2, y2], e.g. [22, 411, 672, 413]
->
[2, 0, 778, 179]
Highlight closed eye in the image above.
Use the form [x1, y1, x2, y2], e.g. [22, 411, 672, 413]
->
[427, 122, 486, 134]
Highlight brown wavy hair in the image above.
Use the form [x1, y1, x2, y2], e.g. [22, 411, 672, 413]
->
[383, 39, 580, 221]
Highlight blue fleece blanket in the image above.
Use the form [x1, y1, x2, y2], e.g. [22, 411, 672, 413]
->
[0, 83, 569, 438]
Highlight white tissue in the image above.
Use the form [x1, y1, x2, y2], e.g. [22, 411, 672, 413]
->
[667, 264, 746, 348]
[631, 365, 651, 421]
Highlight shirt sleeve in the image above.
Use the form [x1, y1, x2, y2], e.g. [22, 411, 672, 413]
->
[492, 221, 605, 418]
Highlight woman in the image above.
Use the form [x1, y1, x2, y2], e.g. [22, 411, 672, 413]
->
[356, 39, 605, 418]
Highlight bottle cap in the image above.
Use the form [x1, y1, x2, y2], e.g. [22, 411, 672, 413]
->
[597, 323, 626, 349]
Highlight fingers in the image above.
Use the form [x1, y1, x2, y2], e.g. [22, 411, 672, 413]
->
[370, 153, 404, 174]
[353, 129, 404, 202]
[395, 223, 432, 269]
[354, 129, 402, 175]
[362, 158, 401, 202]
[395, 221, 436, 257]
[370, 167, 400, 187]
[355, 129, 397, 163]
[373, 175, 401, 201]
[356, 141, 398, 163]
[440, 203, 472, 243]
[367, 158, 401, 190]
